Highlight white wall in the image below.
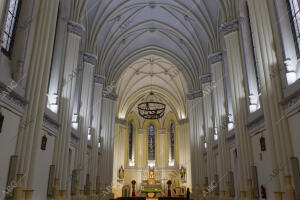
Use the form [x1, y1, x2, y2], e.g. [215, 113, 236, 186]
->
[251, 130, 274, 200]
[288, 111, 300, 162]
[31, 130, 55, 200]
[0, 105, 20, 194]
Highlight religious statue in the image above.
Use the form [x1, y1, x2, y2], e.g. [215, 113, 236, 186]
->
[148, 167, 155, 185]
[118, 165, 124, 180]
[180, 166, 186, 182]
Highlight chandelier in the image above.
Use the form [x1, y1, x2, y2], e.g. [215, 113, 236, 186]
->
[138, 92, 166, 119]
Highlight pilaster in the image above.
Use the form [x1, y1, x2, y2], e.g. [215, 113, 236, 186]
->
[221, 19, 253, 190]
[52, 19, 84, 197]
[14, 0, 60, 197]
[247, 0, 296, 196]
[201, 74, 217, 185]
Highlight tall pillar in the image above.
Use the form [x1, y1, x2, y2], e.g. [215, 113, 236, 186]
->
[99, 91, 117, 192]
[209, 52, 232, 195]
[91, 74, 104, 195]
[201, 74, 217, 187]
[247, 0, 296, 198]
[52, 20, 84, 196]
[187, 90, 206, 193]
[75, 52, 96, 193]
[13, 0, 59, 198]
[220, 19, 254, 192]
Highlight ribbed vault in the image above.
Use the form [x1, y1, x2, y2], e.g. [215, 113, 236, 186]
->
[116, 55, 188, 120]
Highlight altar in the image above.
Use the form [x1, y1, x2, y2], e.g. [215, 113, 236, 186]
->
[140, 168, 162, 198]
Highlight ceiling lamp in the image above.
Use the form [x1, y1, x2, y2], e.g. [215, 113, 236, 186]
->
[138, 92, 166, 119]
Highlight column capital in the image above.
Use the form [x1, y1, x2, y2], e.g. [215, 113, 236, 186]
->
[103, 90, 118, 101]
[187, 90, 203, 100]
[94, 74, 105, 84]
[67, 21, 85, 37]
[115, 118, 126, 125]
[220, 19, 239, 35]
[83, 52, 97, 66]
[208, 52, 223, 65]
[200, 73, 212, 84]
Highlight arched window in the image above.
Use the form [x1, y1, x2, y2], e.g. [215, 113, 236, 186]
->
[168, 122, 176, 166]
[1, 0, 21, 56]
[287, 0, 300, 57]
[128, 121, 135, 166]
[148, 124, 156, 161]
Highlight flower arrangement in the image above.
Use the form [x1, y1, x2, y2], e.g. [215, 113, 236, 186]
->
[167, 180, 172, 185]
[131, 180, 136, 185]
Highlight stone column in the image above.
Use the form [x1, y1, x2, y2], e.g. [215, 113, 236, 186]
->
[52, 20, 84, 197]
[220, 19, 254, 193]
[99, 91, 117, 195]
[74, 52, 96, 194]
[247, 0, 296, 198]
[91, 74, 104, 196]
[209, 52, 232, 196]
[13, 0, 59, 199]
[201, 74, 217, 188]
[187, 90, 206, 194]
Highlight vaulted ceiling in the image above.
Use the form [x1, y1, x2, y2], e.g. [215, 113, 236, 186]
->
[64, 0, 237, 116]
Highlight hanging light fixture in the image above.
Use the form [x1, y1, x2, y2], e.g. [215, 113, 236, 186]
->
[138, 92, 166, 119]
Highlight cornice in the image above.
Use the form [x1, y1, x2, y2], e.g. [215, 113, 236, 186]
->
[94, 74, 105, 84]
[187, 90, 203, 100]
[103, 90, 118, 101]
[220, 19, 239, 36]
[67, 21, 85, 37]
[83, 52, 97, 66]
[0, 83, 27, 113]
[208, 52, 223, 65]
[200, 73, 212, 84]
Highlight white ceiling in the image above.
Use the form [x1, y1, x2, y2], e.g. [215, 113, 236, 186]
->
[65, 0, 237, 117]
[116, 55, 188, 119]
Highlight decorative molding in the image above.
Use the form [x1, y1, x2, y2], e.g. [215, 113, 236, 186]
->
[43, 113, 60, 134]
[115, 117, 126, 125]
[83, 52, 97, 66]
[138, 129, 144, 134]
[103, 90, 118, 101]
[247, 109, 265, 134]
[94, 74, 105, 84]
[200, 73, 212, 84]
[158, 129, 165, 134]
[187, 90, 202, 100]
[220, 19, 239, 35]
[178, 118, 188, 125]
[67, 21, 85, 37]
[208, 52, 223, 65]
[0, 85, 27, 113]
[282, 96, 300, 113]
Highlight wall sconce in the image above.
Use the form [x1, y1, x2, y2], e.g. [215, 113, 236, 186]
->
[0, 109, 4, 133]
[41, 135, 48, 150]
[260, 136, 266, 151]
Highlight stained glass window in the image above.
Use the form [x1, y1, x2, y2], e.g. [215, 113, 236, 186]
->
[128, 122, 134, 160]
[287, 0, 300, 57]
[170, 122, 175, 160]
[1, 0, 20, 55]
[148, 124, 155, 160]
